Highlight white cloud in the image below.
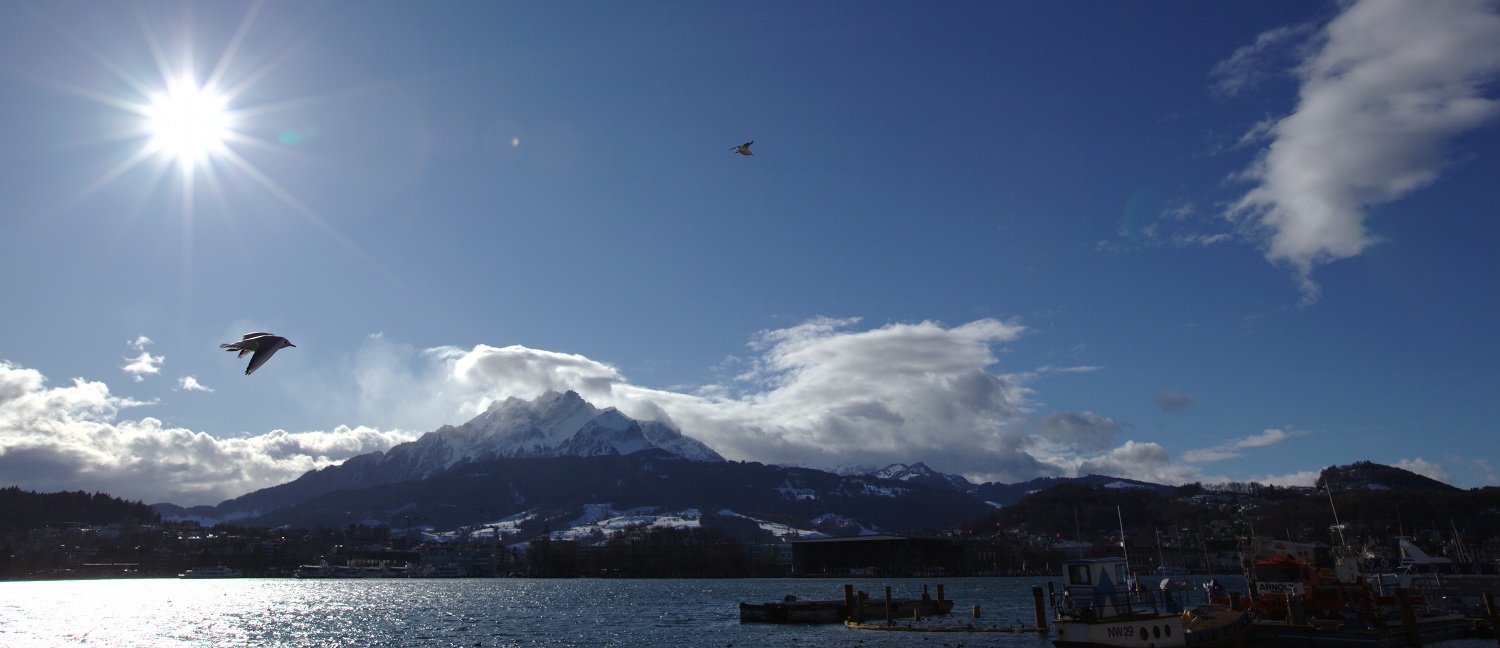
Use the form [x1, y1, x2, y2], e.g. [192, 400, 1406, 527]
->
[332, 318, 1206, 486]
[1182, 427, 1305, 463]
[1396, 457, 1452, 485]
[178, 376, 213, 392]
[1248, 469, 1321, 487]
[122, 336, 164, 382]
[1225, 0, 1500, 300]
[1065, 441, 1201, 486]
[0, 361, 419, 506]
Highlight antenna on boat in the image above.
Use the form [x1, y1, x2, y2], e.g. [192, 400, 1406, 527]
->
[1325, 485, 1347, 547]
[1073, 506, 1085, 559]
[1117, 505, 1130, 568]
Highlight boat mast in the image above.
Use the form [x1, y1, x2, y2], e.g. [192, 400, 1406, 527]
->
[1156, 527, 1166, 572]
[1325, 485, 1347, 547]
[1117, 506, 1130, 568]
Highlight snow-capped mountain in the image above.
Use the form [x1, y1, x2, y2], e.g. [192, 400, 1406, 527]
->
[382, 390, 723, 478]
[870, 462, 975, 491]
[156, 391, 721, 523]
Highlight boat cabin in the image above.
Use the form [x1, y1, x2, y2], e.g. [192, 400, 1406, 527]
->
[1061, 557, 1134, 619]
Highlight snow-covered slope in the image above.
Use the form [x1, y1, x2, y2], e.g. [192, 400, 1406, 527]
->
[381, 390, 723, 478]
[157, 391, 724, 523]
[871, 462, 974, 491]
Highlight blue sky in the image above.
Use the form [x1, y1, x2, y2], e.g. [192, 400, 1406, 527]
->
[1, 0, 1497, 505]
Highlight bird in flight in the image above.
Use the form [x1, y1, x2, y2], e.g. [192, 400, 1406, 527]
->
[220, 332, 296, 375]
[731, 141, 753, 155]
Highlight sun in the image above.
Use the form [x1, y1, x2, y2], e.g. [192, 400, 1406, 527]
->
[144, 77, 231, 171]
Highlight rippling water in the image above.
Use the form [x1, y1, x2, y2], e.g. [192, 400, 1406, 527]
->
[0, 576, 1491, 647]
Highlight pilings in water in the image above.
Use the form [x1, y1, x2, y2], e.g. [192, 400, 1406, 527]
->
[844, 584, 856, 623]
[1484, 592, 1500, 648]
[884, 585, 894, 625]
[1395, 587, 1422, 648]
[1032, 585, 1049, 631]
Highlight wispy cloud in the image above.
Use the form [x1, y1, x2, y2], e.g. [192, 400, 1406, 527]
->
[1182, 427, 1305, 463]
[1396, 457, 1452, 485]
[1473, 459, 1500, 484]
[1157, 391, 1195, 413]
[1223, 0, 1500, 301]
[121, 336, 164, 382]
[1210, 24, 1315, 98]
[1037, 411, 1120, 451]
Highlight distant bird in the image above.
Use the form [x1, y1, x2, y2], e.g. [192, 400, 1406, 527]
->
[731, 140, 753, 155]
[220, 332, 295, 375]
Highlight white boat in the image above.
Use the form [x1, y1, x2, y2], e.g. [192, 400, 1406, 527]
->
[416, 563, 466, 578]
[1053, 557, 1249, 648]
[179, 565, 242, 579]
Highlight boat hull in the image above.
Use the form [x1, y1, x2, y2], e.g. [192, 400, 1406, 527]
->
[1053, 607, 1250, 648]
[1249, 615, 1471, 648]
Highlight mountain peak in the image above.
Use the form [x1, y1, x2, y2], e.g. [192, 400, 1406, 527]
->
[871, 462, 973, 491]
[398, 391, 723, 469]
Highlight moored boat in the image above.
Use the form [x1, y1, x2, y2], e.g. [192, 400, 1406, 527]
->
[1053, 557, 1250, 648]
[740, 584, 954, 624]
[178, 565, 242, 578]
[1240, 537, 1474, 647]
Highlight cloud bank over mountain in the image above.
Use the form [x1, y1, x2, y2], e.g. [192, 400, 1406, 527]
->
[4, 318, 1320, 505]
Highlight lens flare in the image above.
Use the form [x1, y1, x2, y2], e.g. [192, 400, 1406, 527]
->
[145, 77, 230, 170]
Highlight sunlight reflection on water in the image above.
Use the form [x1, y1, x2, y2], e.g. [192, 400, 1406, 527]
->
[0, 576, 1490, 647]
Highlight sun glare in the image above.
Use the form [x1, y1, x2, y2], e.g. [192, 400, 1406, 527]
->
[145, 78, 230, 169]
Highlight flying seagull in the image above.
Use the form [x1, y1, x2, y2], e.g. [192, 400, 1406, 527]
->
[731, 140, 753, 155]
[220, 332, 296, 375]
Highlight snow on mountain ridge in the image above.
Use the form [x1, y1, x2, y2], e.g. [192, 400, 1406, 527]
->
[373, 390, 723, 480]
[870, 462, 974, 491]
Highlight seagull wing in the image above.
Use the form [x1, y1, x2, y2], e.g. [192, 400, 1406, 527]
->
[244, 340, 285, 375]
[223, 333, 271, 357]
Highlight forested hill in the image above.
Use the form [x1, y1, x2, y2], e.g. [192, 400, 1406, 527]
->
[0, 487, 159, 532]
[1318, 461, 1461, 492]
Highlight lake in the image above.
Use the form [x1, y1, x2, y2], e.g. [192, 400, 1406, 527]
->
[0, 576, 1491, 647]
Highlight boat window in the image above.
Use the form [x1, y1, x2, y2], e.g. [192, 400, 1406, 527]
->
[1068, 564, 1092, 585]
[1252, 564, 1299, 582]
